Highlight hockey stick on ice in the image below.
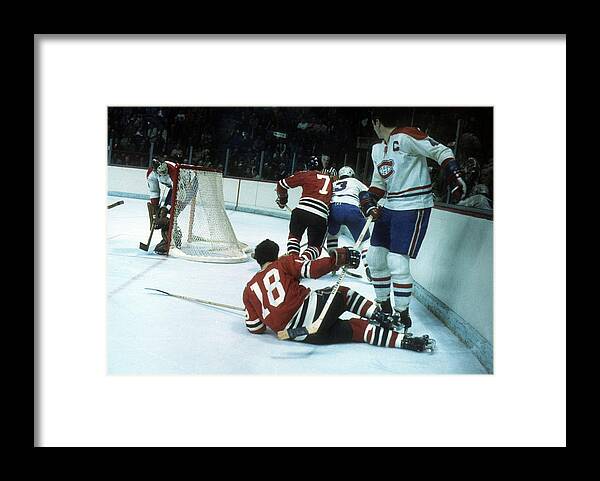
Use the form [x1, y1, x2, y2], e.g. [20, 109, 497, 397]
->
[277, 215, 373, 340]
[107, 200, 124, 209]
[145, 288, 245, 313]
[139, 215, 157, 251]
[140, 188, 169, 252]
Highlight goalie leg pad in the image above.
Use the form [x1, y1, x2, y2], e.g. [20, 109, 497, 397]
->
[147, 202, 158, 230]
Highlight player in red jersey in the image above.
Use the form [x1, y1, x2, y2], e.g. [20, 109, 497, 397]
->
[276, 156, 333, 261]
[242, 239, 435, 351]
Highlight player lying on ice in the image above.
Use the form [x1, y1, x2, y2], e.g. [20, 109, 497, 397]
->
[242, 239, 435, 352]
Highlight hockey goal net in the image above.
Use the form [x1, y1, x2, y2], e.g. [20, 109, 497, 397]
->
[166, 164, 251, 263]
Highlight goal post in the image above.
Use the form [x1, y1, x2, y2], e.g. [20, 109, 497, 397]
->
[165, 164, 252, 263]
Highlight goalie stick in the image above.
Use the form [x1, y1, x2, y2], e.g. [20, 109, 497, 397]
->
[139, 214, 157, 251]
[277, 215, 374, 340]
[140, 188, 168, 252]
[145, 288, 245, 313]
[107, 200, 124, 209]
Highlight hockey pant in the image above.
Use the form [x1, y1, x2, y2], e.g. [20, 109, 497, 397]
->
[287, 208, 328, 261]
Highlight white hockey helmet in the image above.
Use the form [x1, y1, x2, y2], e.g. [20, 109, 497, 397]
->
[338, 166, 355, 179]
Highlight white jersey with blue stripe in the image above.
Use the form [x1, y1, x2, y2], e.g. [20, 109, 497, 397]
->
[370, 127, 455, 211]
[331, 177, 368, 207]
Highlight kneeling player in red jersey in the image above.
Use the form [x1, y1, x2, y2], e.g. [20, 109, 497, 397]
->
[242, 239, 435, 351]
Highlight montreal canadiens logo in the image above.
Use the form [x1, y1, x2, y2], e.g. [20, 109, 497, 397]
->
[377, 160, 394, 179]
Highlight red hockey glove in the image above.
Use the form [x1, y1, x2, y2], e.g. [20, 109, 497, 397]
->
[276, 193, 288, 209]
[442, 158, 468, 203]
[359, 191, 381, 220]
[329, 247, 361, 269]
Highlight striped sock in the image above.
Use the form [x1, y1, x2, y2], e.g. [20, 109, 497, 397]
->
[371, 275, 391, 303]
[344, 289, 377, 318]
[301, 245, 321, 261]
[287, 236, 300, 255]
[326, 234, 339, 250]
[392, 281, 413, 312]
[348, 319, 403, 348]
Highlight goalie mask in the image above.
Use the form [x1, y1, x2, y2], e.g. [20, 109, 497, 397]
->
[338, 166, 355, 179]
[252, 239, 280, 266]
[153, 158, 168, 176]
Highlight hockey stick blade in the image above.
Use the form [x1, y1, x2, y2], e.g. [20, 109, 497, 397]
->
[107, 200, 124, 209]
[139, 216, 157, 251]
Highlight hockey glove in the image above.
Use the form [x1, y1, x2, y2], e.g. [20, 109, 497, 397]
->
[358, 191, 381, 220]
[276, 193, 288, 209]
[442, 158, 467, 203]
[329, 247, 361, 269]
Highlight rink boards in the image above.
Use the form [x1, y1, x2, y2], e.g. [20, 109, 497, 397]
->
[108, 165, 493, 372]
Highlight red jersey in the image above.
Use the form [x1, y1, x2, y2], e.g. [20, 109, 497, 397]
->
[277, 170, 333, 220]
[242, 254, 334, 333]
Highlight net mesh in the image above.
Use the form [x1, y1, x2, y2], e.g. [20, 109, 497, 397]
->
[168, 166, 251, 263]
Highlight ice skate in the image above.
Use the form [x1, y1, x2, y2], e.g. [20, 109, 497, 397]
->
[400, 333, 436, 352]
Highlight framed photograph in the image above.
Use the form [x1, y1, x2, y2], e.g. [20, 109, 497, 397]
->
[106, 106, 493, 375]
[36, 35, 566, 447]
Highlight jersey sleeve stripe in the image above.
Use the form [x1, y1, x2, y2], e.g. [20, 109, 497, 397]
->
[387, 184, 432, 196]
[246, 319, 266, 332]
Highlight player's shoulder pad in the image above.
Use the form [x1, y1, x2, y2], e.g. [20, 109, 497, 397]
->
[390, 127, 428, 140]
[371, 141, 386, 157]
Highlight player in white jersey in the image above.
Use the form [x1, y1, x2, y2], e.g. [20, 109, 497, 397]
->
[326, 166, 372, 277]
[145, 156, 197, 254]
[358, 108, 467, 329]
[146, 157, 177, 254]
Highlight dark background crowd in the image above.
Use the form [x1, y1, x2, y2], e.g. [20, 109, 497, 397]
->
[108, 106, 493, 209]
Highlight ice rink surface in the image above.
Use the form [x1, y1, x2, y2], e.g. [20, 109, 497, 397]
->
[107, 196, 487, 374]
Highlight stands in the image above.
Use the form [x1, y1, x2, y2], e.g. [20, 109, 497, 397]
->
[107, 107, 493, 210]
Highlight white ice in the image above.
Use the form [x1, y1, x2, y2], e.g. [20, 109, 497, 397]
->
[107, 196, 487, 374]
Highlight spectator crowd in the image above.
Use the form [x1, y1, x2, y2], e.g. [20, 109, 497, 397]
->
[108, 107, 493, 210]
